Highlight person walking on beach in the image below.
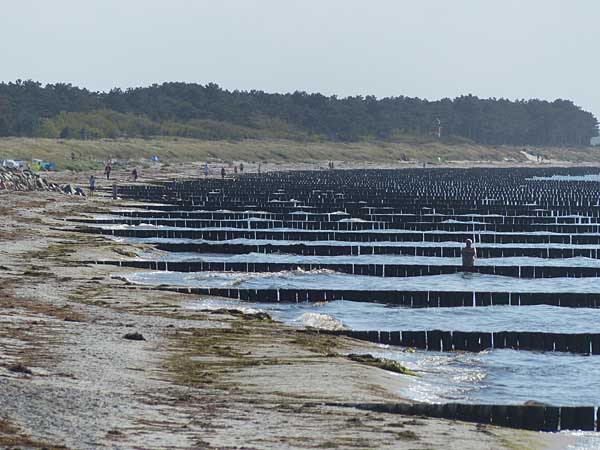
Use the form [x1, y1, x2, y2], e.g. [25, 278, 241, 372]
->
[239, 162, 244, 173]
[104, 163, 112, 180]
[131, 168, 138, 182]
[221, 166, 226, 178]
[461, 239, 476, 271]
[203, 162, 209, 177]
[89, 175, 96, 196]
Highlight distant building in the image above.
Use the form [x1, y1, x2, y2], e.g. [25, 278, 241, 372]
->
[592, 136, 600, 146]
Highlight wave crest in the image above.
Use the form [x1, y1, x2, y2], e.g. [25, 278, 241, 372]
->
[295, 312, 346, 330]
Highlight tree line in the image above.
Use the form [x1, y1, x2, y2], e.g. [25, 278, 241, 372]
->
[0, 80, 597, 146]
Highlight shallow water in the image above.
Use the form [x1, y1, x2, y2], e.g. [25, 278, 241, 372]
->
[386, 347, 600, 406]
[231, 301, 600, 333]
[95, 223, 598, 237]
[140, 251, 600, 267]
[123, 269, 600, 293]
[120, 236, 600, 249]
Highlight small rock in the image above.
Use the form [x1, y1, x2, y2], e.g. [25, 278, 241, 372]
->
[64, 317, 82, 322]
[123, 332, 146, 341]
[8, 363, 33, 375]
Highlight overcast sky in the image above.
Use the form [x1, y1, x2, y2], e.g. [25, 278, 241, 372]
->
[2, 0, 599, 119]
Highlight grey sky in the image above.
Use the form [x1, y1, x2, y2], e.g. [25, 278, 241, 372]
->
[2, 0, 599, 119]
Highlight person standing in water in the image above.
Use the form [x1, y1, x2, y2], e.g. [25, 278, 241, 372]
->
[461, 239, 477, 271]
[89, 175, 96, 196]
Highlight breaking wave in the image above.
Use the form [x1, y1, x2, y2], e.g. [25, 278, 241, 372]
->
[294, 312, 346, 330]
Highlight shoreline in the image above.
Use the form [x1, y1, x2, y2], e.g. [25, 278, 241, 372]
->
[0, 177, 579, 449]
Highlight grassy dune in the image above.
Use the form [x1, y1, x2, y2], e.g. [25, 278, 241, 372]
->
[1, 137, 599, 170]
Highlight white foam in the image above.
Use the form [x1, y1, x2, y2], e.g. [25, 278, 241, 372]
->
[294, 312, 346, 330]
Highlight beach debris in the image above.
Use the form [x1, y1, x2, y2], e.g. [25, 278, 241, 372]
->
[0, 165, 83, 194]
[123, 332, 146, 341]
[347, 354, 415, 376]
[201, 307, 272, 321]
[31, 159, 57, 171]
[8, 363, 33, 375]
[1, 159, 28, 169]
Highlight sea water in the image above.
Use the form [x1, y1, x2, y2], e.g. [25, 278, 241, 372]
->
[139, 250, 600, 267]
[124, 269, 600, 293]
